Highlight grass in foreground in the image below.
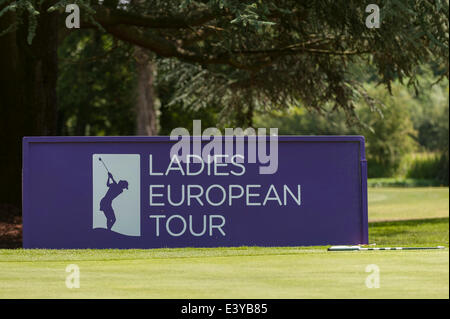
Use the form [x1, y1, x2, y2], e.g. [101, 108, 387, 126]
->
[0, 248, 447, 299]
[368, 187, 449, 221]
[0, 218, 448, 299]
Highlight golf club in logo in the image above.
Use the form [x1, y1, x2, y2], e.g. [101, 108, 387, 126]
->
[92, 154, 140, 236]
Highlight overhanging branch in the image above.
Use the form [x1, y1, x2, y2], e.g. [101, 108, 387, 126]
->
[93, 6, 224, 29]
[105, 24, 372, 71]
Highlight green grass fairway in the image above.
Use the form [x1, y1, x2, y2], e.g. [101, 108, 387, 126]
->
[0, 187, 448, 299]
[0, 246, 448, 299]
[368, 187, 449, 221]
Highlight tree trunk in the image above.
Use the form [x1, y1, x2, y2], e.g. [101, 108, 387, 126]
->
[0, 4, 58, 211]
[134, 47, 158, 136]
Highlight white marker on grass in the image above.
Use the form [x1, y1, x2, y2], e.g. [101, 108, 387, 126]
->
[328, 246, 445, 251]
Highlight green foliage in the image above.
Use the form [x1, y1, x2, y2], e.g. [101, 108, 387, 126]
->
[0, 0, 40, 43]
[254, 81, 418, 178]
[3, 1, 449, 130]
[0, 0, 97, 44]
[158, 99, 223, 136]
[141, 0, 449, 123]
[438, 152, 449, 186]
[254, 63, 450, 180]
[253, 106, 348, 135]
[404, 66, 449, 151]
[359, 83, 417, 177]
[404, 153, 441, 179]
[404, 72, 449, 185]
[436, 101, 449, 185]
[57, 30, 137, 135]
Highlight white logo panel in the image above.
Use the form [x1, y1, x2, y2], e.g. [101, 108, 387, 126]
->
[92, 154, 140, 236]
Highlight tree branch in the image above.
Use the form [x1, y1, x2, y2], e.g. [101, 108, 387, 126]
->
[104, 25, 247, 68]
[105, 24, 371, 72]
[93, 6, 224, 29]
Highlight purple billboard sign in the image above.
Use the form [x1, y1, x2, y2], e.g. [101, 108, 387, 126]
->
[22, 136, 368, 248]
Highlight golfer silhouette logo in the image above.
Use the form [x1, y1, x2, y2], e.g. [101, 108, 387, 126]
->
[92, 154, 140, 236]
[99, 158, 129, 230]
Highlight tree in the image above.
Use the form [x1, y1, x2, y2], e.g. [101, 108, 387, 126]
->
[1, 0, 58, 207]
[57, 30, 136, 136]
[357, 84, 417, 177]
[254, 83, 418, 178]
[134, 48, 158, 135]
[436, 101, 449, 185]
[0, 0, 448, 209]
[404, 65, 449, 151]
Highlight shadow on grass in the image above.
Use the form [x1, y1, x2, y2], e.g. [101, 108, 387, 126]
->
[367, 177, 443, 187]
[369, 217, 449, 246]
[370, 217, 449, 227]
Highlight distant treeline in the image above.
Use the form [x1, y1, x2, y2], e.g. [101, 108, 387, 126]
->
[254, 65, 449, 185]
